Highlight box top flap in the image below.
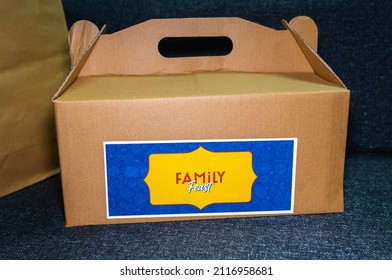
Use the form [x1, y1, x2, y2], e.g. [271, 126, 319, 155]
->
[52, 21, 106, 101]
[75, 17, 314, 77]
[57, 73, 347, 102]
[53, 16, 347, 100]
[283, 17, 346, 89]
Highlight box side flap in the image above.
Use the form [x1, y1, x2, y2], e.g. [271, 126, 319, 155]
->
[52, 21, 106, 101]
[68, 20, 101, 67]
[283, 18, 346, 88]
[78, 17, 314, 76]
[289, 16, 318, 52]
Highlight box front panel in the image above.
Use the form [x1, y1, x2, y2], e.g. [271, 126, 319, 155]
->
[104, 138, 297, 219]
[56, 89, 348, 226]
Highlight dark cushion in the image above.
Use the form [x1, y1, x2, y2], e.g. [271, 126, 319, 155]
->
[1, 154, 391, 259]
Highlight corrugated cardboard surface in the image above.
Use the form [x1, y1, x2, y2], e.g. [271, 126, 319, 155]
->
[78, 18, 313, 76]
[55, 72, 349, 226]
[58, 73, 344, 101]
[53, 17, 349, 226]
[0, 0, 70, 197]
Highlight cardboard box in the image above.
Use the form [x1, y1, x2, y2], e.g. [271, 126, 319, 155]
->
[53, 17, 349, 226]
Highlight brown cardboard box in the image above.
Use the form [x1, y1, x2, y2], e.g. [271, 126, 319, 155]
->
[53, 17, 349, 226]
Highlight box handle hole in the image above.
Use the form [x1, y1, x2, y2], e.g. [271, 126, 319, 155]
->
[158, 36, 233, 58]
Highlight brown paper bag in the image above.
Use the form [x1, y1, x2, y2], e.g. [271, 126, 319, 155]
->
[0, 0, 70, 197]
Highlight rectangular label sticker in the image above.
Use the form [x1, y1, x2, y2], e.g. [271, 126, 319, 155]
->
[104, 139, 297, 219]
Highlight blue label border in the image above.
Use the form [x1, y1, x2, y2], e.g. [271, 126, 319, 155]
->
[104, 138, 297, 219]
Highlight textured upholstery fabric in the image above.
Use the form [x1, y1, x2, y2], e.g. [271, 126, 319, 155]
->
[1, 155, 391, 259]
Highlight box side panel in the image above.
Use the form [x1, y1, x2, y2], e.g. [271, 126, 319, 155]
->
[56, 90, 349, 226]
